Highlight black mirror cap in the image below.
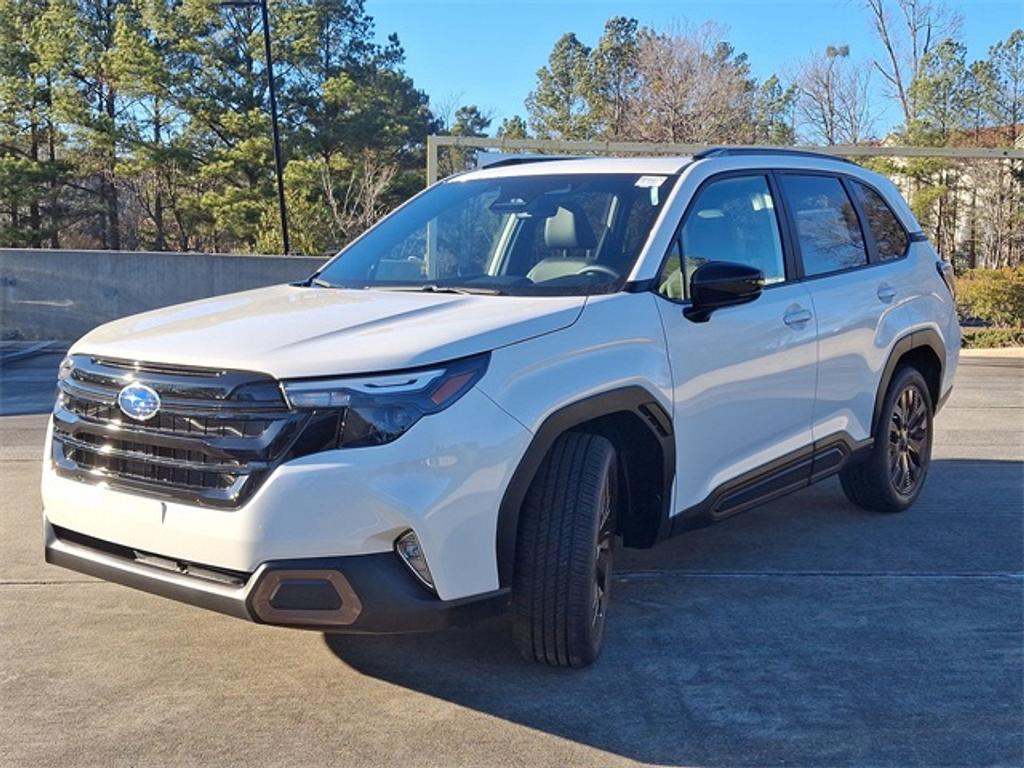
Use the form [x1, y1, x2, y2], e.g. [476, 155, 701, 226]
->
[684, 261, 766, 323]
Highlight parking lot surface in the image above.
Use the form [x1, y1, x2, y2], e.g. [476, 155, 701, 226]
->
[0, 355, 1021, 767]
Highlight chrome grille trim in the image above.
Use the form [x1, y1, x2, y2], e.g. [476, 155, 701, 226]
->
[51, 355, 310, 508]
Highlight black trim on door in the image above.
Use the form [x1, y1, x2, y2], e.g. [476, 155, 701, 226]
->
[767, 169, 803, 281]
[670, 432, 874, 533]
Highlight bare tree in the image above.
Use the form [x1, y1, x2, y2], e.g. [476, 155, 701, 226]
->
[322, 150, 398, 247]
[795, 46, 875, 144]
[863, 0, 962, 126]
[625, 22, 754, 144]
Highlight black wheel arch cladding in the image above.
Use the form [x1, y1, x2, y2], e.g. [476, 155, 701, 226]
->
[872, 328, 944, 433]
[495, 386, 674, 587]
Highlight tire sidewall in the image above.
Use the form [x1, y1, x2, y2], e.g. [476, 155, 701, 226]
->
[569, 446, 617, 665]
[510, 432, 619, 668]
[875, 367, 934, 510]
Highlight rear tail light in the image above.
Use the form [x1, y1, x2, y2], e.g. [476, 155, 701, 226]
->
[936, 261, 956, 298]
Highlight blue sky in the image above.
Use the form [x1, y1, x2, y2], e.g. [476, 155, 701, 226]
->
[366, 0, 1023, 136]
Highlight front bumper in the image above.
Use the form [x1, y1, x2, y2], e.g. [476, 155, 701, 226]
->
[44, 522, 508, 633]
[42, 387, 532, 601]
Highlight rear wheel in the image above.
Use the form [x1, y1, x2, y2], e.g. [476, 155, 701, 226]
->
[510, 432, 617, 668]
[840, 366, 934, 512]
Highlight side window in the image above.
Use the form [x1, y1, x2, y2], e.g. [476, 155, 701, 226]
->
[852, 181, 909, 261]
[779, 174, 868, 276]
[657, 175, 786, 300]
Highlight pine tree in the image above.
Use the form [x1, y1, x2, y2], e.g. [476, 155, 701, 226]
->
[497, 115, 529, 139]
[752, 74, 796, 145]
[987, 29, 1023, 145]
[38, 0, 133, 249]
[0, 0, 70, 246]
[252, 0, 431, 252]
[909, 39, 971, 143]
[590, 16, 639, 139]
[526, 33, 596, 140]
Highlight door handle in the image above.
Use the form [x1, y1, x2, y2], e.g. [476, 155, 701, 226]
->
[783, 306, 813, 327]
[877, 283, 897, 303]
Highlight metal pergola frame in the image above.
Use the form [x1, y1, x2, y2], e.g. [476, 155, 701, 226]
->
[425, 135, 1024, 185]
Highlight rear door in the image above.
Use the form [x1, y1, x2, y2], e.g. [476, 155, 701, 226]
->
[776, 172, 910, 447]
[654, 172, 818, 515]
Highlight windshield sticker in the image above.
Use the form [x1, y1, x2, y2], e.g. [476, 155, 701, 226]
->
[636, 175, 667, 206]
[635, 175, 667, 188]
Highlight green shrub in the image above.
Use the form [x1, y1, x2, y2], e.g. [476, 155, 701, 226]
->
[960, 326, 1024, 349]
[956, 267, 1024, 326]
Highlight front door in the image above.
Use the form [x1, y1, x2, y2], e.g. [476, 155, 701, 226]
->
[653, 172, 818, 515]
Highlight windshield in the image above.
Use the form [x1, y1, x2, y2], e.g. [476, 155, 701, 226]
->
[314, 172, 678, 296]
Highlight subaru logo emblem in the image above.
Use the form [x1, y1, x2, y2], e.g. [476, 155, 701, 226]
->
[117, 383, 161, 421]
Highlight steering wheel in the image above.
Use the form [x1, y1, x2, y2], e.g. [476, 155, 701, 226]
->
[575, 265, 620, 280]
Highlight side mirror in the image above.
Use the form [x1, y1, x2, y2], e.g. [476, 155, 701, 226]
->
[684, 261, 765, 323]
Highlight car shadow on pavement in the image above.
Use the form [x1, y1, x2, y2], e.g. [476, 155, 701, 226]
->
[324, 459, 1023, 767]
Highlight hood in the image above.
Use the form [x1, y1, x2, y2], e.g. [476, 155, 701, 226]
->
[71, 284, 585, 379]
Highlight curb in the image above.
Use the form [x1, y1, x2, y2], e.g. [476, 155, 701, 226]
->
[960, 347, 1024, 359]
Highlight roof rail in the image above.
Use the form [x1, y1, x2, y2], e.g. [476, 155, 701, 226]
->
[477, 154, 585, 171]
[693, 146, 856, 164]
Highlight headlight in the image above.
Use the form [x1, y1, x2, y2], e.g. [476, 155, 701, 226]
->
[281, 353, 489, 449]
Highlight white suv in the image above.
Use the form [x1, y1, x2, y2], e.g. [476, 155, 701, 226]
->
[43, 148, 959, 667]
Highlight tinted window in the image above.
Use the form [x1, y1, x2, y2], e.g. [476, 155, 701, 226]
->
[853, 181, 909, 261]
[780, 175, 867, 276]
[658, 175, 785, 300]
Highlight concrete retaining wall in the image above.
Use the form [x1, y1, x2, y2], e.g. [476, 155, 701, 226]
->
[0, 248, 325, 341]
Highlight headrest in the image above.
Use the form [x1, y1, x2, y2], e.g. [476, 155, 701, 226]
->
[544, 204, 597, 250]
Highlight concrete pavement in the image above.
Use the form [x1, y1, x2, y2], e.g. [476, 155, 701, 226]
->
[0, 357, 1021, 767]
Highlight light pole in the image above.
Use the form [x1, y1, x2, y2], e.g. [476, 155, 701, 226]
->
[221, 0, 290, 254]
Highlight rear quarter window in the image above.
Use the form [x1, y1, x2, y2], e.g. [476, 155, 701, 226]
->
[852, 181, 910, 261]
[778, 174, 868, 277]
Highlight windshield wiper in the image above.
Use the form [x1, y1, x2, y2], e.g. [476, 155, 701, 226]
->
[378, 284, 504, 296]
[419, 284, 475, 295]
[309, 277, 336, 288]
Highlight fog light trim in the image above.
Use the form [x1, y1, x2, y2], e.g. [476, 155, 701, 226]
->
[395, 530, 435, 592]
[250, 569, 362, 626]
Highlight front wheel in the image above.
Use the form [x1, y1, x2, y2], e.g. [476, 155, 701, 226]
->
[840, 366, 934, 512]
[510, 432, 618, 668]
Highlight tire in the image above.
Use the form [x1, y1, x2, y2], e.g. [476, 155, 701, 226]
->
[840, 365, 934, 513]
[510, 432, 618, 668]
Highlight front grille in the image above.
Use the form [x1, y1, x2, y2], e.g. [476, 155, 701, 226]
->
[51, 355, 312, 508]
